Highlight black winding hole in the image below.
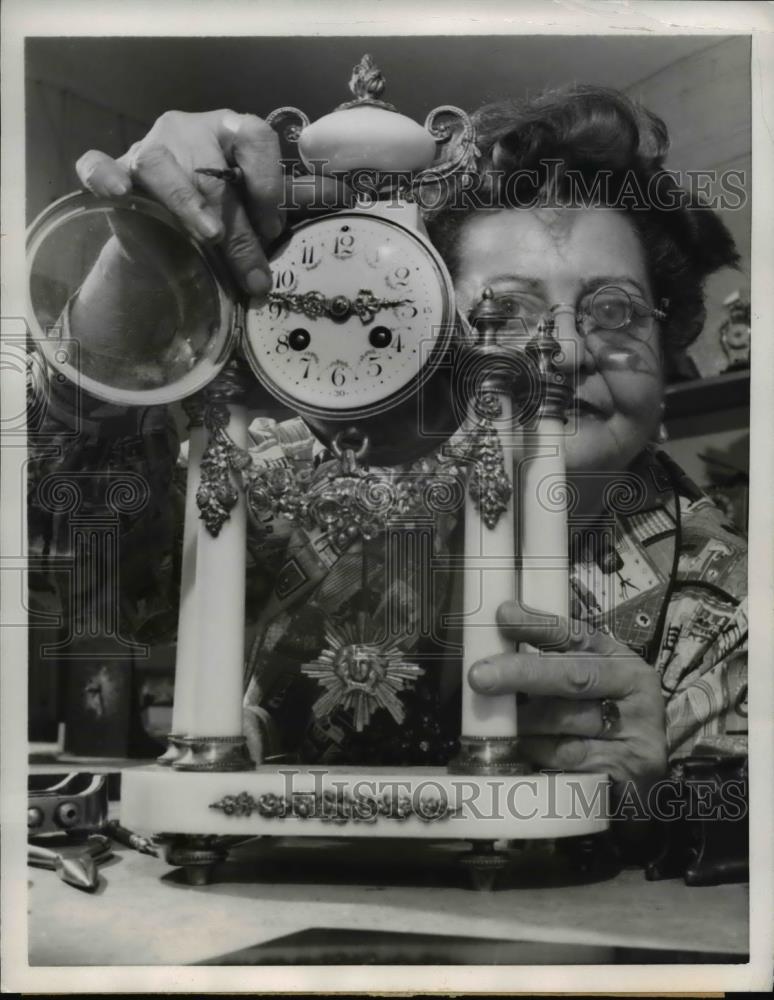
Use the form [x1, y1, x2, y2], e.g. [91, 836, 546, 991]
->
[289, 328, 311, 351]
[369, 326, 392, 348]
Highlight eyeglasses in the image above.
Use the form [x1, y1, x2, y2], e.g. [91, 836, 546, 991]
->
[482, 285, 668, 343]
[576, 285, 667, 334]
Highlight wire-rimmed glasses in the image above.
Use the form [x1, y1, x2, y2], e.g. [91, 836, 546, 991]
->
[575, 285, 667, 337]
[478, 285, 668, 344]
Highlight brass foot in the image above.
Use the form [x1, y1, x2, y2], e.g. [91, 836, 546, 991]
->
[458, 839, 509, 891]
[165, 835, 229, 886]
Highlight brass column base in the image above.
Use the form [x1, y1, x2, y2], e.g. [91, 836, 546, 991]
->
[156, 735, 188, 767]
[172, 736, 255, 772]
[447, 735, 532, 776]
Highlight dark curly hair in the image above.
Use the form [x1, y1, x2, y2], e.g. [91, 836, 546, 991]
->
[424, 85, 740, 369]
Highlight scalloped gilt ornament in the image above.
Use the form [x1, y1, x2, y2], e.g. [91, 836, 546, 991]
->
[301, 619, 424, 732]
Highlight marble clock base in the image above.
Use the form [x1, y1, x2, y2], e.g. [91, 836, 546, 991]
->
[122, 765, 610, 889]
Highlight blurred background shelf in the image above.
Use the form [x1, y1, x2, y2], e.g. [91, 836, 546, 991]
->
[665, 370, 750, 421]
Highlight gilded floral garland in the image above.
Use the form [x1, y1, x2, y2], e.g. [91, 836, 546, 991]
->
[210, 789, 460, 824]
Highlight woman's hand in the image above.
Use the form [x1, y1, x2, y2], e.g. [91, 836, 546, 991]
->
[75, 109, 349, 297]
[468, 603, 668, 797]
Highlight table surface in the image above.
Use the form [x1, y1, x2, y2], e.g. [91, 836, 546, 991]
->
[28, 833, 749, 966]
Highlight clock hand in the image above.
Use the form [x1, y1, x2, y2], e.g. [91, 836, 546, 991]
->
[351, 290, 411, 324]
[267, 290, 411, 324]
[268, 290, 328, 320]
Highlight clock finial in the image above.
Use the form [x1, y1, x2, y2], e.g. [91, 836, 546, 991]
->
[348, 54, 386, 102]
[337, 54, 397, 112]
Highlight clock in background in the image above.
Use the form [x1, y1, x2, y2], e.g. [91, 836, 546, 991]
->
[717, 291, 751, 373]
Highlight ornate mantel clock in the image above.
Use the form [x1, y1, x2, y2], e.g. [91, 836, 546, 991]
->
[26, 57, 608, 889]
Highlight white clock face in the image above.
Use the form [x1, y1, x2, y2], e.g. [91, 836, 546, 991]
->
[244, 212, 452, 417]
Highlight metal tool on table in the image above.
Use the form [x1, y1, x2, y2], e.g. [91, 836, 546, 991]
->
[28, 773, 161, 893]
[103, 819, 159, 856]
[28, 772, 109, 835]
[28, 834, 113, 892]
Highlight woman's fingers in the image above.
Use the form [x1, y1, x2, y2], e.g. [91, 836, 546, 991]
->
[496, 601, 625, 655]
[75, 112, 352, 299]
[519, 734, 666, 788]
[519, 735, 597, 771]
[215, 186, 273, 297]
[76, 150, 132, 197]
[127, 143, 224, 243]
[520, 735, 625, 779]
[495, 602, 571, 649]
[221, 113, 285, 245]
[487, 606, 668, 793]
[518, 696, 607, 738]
[127, 135, 275, 293]
[468, 651, 637, 700]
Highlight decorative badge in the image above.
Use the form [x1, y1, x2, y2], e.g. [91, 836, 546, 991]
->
[301, 618, 424, 732]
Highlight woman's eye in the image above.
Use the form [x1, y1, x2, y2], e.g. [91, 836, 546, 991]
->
[495, 294, 542, 321]
[588, 292, 631, 328]
[496, 296, 524, 314]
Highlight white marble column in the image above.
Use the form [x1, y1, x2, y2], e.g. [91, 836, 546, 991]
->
[174, 360, 253, 771]
[460, 394, 519, 739]
[157, 399, 206, 765]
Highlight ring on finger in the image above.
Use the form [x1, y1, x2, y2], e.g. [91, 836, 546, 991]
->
[599, 698, 621, 737]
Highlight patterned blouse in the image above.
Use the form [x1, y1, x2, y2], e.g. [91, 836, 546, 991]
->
[237, 419, 748, 766]
[28, 385, 748, 768]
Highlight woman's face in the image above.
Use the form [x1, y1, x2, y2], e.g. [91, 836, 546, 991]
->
[452, 207, 664, 474]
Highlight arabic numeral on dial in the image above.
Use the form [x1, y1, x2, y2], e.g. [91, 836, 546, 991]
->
[395, 302, 418, 319]
[366, 355, 383, 378]
[301, 245, 317, 267]
[389, 265, 411, 288]
[331, 367, 347, 387]
[268, 300, 283, 320]
[275, 334, 290, 353]
[333, 233, 355, 258]
[273, 268, 296, 290]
